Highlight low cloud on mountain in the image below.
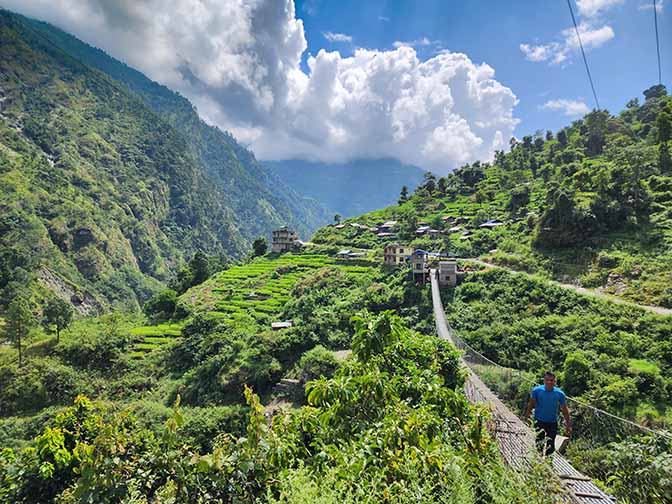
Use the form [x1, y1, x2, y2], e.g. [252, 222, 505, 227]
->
[6, 0, 519, 174]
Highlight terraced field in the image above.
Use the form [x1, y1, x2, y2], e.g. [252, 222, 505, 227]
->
[127, 254, 377, 358]
[129, 322, 185, 359]
[181, 253, 376, 323]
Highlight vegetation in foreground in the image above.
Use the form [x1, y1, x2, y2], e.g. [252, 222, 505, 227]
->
[0, 312, 558, 504]
[447, 268, 672, 427]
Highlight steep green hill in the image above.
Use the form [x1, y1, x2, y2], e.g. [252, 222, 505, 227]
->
[0, 10, 331, 311]
[266, 158, 425, 218]
[0, 11, 250, 311]
[314, 85, 672, 307]
[17, 12, 330, 241]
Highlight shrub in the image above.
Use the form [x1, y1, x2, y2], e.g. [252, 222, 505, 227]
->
[298, 345, 339, 382]
[143, 289, 177, 320]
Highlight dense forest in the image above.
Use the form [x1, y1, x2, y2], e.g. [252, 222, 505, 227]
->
[1, 6, 672, 504]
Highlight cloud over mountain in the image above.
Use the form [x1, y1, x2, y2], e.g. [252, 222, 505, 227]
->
[6, 0, 519, 174]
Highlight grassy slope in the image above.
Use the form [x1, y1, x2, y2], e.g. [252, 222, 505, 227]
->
[313, 90, 672, 308]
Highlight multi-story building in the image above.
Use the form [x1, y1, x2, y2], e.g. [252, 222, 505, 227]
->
[383, 243, 410, 266]
[271, 226, 300, 253]
[411, 249, 429, 283]
[438, 260, 457, 286]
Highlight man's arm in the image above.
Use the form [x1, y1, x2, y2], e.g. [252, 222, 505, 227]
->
[560, 404, 572, 435]
[525, 397, 536, 422]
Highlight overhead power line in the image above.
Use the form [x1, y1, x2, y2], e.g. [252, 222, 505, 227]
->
[566, 0, 601, 110]
[654, 0, 662, 85]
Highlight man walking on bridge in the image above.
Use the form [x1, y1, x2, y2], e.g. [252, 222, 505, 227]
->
[525, 371, 572, 456]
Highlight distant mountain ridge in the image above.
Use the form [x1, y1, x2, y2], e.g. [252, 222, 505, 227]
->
[266, 158, 425, 219]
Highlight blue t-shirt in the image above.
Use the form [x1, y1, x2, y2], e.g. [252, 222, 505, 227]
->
[531, 385, 566, 423]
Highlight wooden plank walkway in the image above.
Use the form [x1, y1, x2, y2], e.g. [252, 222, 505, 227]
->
[429, 270, 615, 504]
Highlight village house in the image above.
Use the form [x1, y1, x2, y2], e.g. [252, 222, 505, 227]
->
[438, 260, 457, 287]
[271, 321, 293, 330]
[416, 226, 442, 238]
[411, 249, 453, 284]
[271, 226, 301, 253]
[415, 225, 430, 236]
[441, 215, 456, 223]
[337, 249, 366, 259]
[479, 219, 505, 229]
[378, 220, 398, 233]
[383, 243, 410, 266]
[411, 249, 429, 283]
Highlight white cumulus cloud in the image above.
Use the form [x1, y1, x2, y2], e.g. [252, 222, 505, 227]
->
[542, 99, 591, 116]
[520, 43, 560, 62]
[562, 23, 615, 50]
[521, 23, 614, 65]
[638, 0, 664, 12]
[393, 37, 434, 48]
[5, 0, 519, 174]
[576, 0, 624, 17]
[323, 31, 352, 43]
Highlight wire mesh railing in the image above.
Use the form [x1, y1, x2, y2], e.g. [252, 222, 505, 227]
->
[451, 325, 672, 443]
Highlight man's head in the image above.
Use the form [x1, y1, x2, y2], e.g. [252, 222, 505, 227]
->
[543, 372, 556, 390]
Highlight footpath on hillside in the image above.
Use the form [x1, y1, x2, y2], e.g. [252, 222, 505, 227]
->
[429, 269, 616, 504]
[466, 258, 672, 317]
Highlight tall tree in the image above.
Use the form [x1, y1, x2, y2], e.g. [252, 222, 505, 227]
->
[252, 237, 268, 257]
[6, 295, 35, 367]
[557, 129, 568, 147]
[333, 214, 342, 224]
[189, 251, 211, 286]
[658, 111, 671, 173]
[421, 172, 436, 194]
[398, 185, 409, 205]
[43, 296, 73, 343]
[584, 110, 610, 156]
[437, 177, 447, 195]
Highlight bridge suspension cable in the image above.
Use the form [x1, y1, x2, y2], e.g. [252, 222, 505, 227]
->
[653, 0, 662, 85]
[566, 0, 601, 109]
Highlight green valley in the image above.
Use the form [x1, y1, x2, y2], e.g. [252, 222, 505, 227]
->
[1, 4, 671, 504]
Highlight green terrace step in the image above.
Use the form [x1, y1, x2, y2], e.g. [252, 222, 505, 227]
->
[129, 322, 185, 358]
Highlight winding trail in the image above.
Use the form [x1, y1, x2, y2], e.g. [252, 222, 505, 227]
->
[465, 258, 672, 317]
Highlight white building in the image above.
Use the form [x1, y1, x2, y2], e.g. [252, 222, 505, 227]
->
[438, 260, 457, 287]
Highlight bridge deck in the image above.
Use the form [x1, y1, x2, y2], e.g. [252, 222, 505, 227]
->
[429, 270, 615, 504]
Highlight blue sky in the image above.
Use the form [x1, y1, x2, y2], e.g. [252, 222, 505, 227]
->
[5, 0, 669, 172]
[296, 0, 669, 137]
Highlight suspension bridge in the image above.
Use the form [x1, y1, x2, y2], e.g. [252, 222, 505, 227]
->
[430, 268, 630, 503]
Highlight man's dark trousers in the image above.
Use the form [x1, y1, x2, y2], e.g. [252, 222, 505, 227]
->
[535, 420, 558, 456]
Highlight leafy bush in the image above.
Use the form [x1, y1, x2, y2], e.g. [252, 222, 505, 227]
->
[297, 345, 339, 382]
[143, 289, 177, 320]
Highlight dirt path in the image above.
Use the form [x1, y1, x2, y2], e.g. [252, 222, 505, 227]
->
[464, 258, 672, 317]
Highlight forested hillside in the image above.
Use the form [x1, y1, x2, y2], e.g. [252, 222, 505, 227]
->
[0, 11, 250, 312]
[266, 158, 425, 218]
[0, 250, 560, 503]
[0, 10, 330, 312]
[17, 12, 331, 242]
[315, 85, 672, 307]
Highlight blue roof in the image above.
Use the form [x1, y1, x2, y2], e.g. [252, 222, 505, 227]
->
[413, 249, 429, 255]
